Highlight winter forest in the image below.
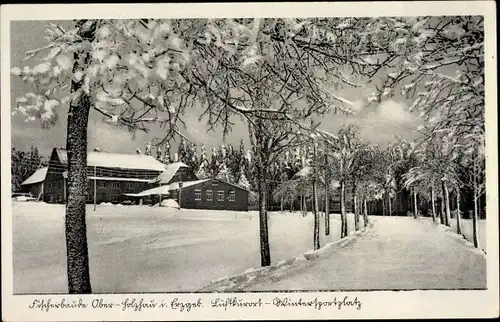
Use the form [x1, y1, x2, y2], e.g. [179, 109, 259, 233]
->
[10, 15, 488, 295]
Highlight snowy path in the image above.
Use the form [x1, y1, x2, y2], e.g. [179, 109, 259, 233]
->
[205, 216, 487, 291]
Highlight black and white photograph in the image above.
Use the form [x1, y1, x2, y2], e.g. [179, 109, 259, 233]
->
[1, 2, 498, 321]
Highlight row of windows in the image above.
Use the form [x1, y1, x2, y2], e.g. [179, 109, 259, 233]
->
[85, 168, 159, 179]
[47, 181, 138, 190]
[194, 190, 235, 202]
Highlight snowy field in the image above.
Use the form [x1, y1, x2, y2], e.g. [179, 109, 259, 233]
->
[12, 201, 358, 294]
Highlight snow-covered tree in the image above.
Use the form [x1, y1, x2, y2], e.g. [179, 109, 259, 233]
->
[156, 144, 162, 161]
[194, 144, 208, 179]
[145, 141, 152, 156]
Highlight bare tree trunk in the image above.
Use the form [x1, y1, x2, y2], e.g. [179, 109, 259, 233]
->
[472, 194, 480, 248]
[430, 185, 437, 223]
[312, 174, 320, 250]
[387, 194, 392, 216]
[413, 188, 418, 219]
[340, 179, 348, 238]
[399, 191, 404, 216]
[256, 159, 271, 266]
[353, 182, 359, 231]
[456, 188, 462, 235]
[443, 181, 451, 227]
[324, 174, 330, 236]
[300, 193, 304, 214]
[472, 157, 480, 248]
[382, 197, 386, 216]
[363, 197, 369, 228]
[439, 188, 445, 224]
[64, 20, 98, 294]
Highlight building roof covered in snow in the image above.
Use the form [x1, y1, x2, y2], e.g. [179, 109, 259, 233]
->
[125, 178, 250, 198]
[21, 167, 48, 185]
[54, 148, 166, 171]
[148, 162, 190, 184]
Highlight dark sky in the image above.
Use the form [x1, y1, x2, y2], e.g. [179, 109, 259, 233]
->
[10, 20, 422, 158]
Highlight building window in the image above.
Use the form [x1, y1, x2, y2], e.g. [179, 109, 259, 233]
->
[228, 191, 235, 202]
[194, 189, 202, 201]
[206, 190, 213, 201]
[112, 182, 120, 189]
[55, 181, 61, 189]
[47, 182, 53, 190]
[212, 180, 219, 186]
[217, 190, 225, 201]
[111, 195, 119, 203]
[86, 193, 92, 202]
[98, 181, 106, 188]
[57, 194, 62, 202]
[126, 182, 134, 190]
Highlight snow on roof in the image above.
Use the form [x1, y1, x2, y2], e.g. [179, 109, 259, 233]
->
[169, 179, 211, 190]
[124, 185, 172, 197]
[21, 167, 48, 185]
[55, 148, 166, 171]
[149, 162, 190, 184]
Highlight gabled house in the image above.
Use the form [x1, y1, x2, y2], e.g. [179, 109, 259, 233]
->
[44, 148, 166, 204]
[148, 162, 198, 185]
[127, 162, 250, 211]
[20, 167, 48, 200]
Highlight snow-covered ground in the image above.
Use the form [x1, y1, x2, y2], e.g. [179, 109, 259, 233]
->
[419, 217, 487, 252]
[204, 216, 486, 292]
[12, 202, 358, 294]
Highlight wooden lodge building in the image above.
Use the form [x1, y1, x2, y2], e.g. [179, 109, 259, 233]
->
[20, 167, 48, 200]
[40, 148, 166, 204]
[23, 147, 249, 211]
[126, 162, 250, 211]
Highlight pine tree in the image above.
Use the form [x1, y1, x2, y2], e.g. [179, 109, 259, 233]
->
[196, 144, 210, 179]
[209, 145, 220, 177]
[189, 143, 199, 172]
[238, 171, 250, 189]
[177, 139, 189, 164]
[163, 142, 172, 164]
[216, 144, 235, 183]
[11, 146, 46, 192]
[145, 141, 152, 156]
[156, 145, 162, 161]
